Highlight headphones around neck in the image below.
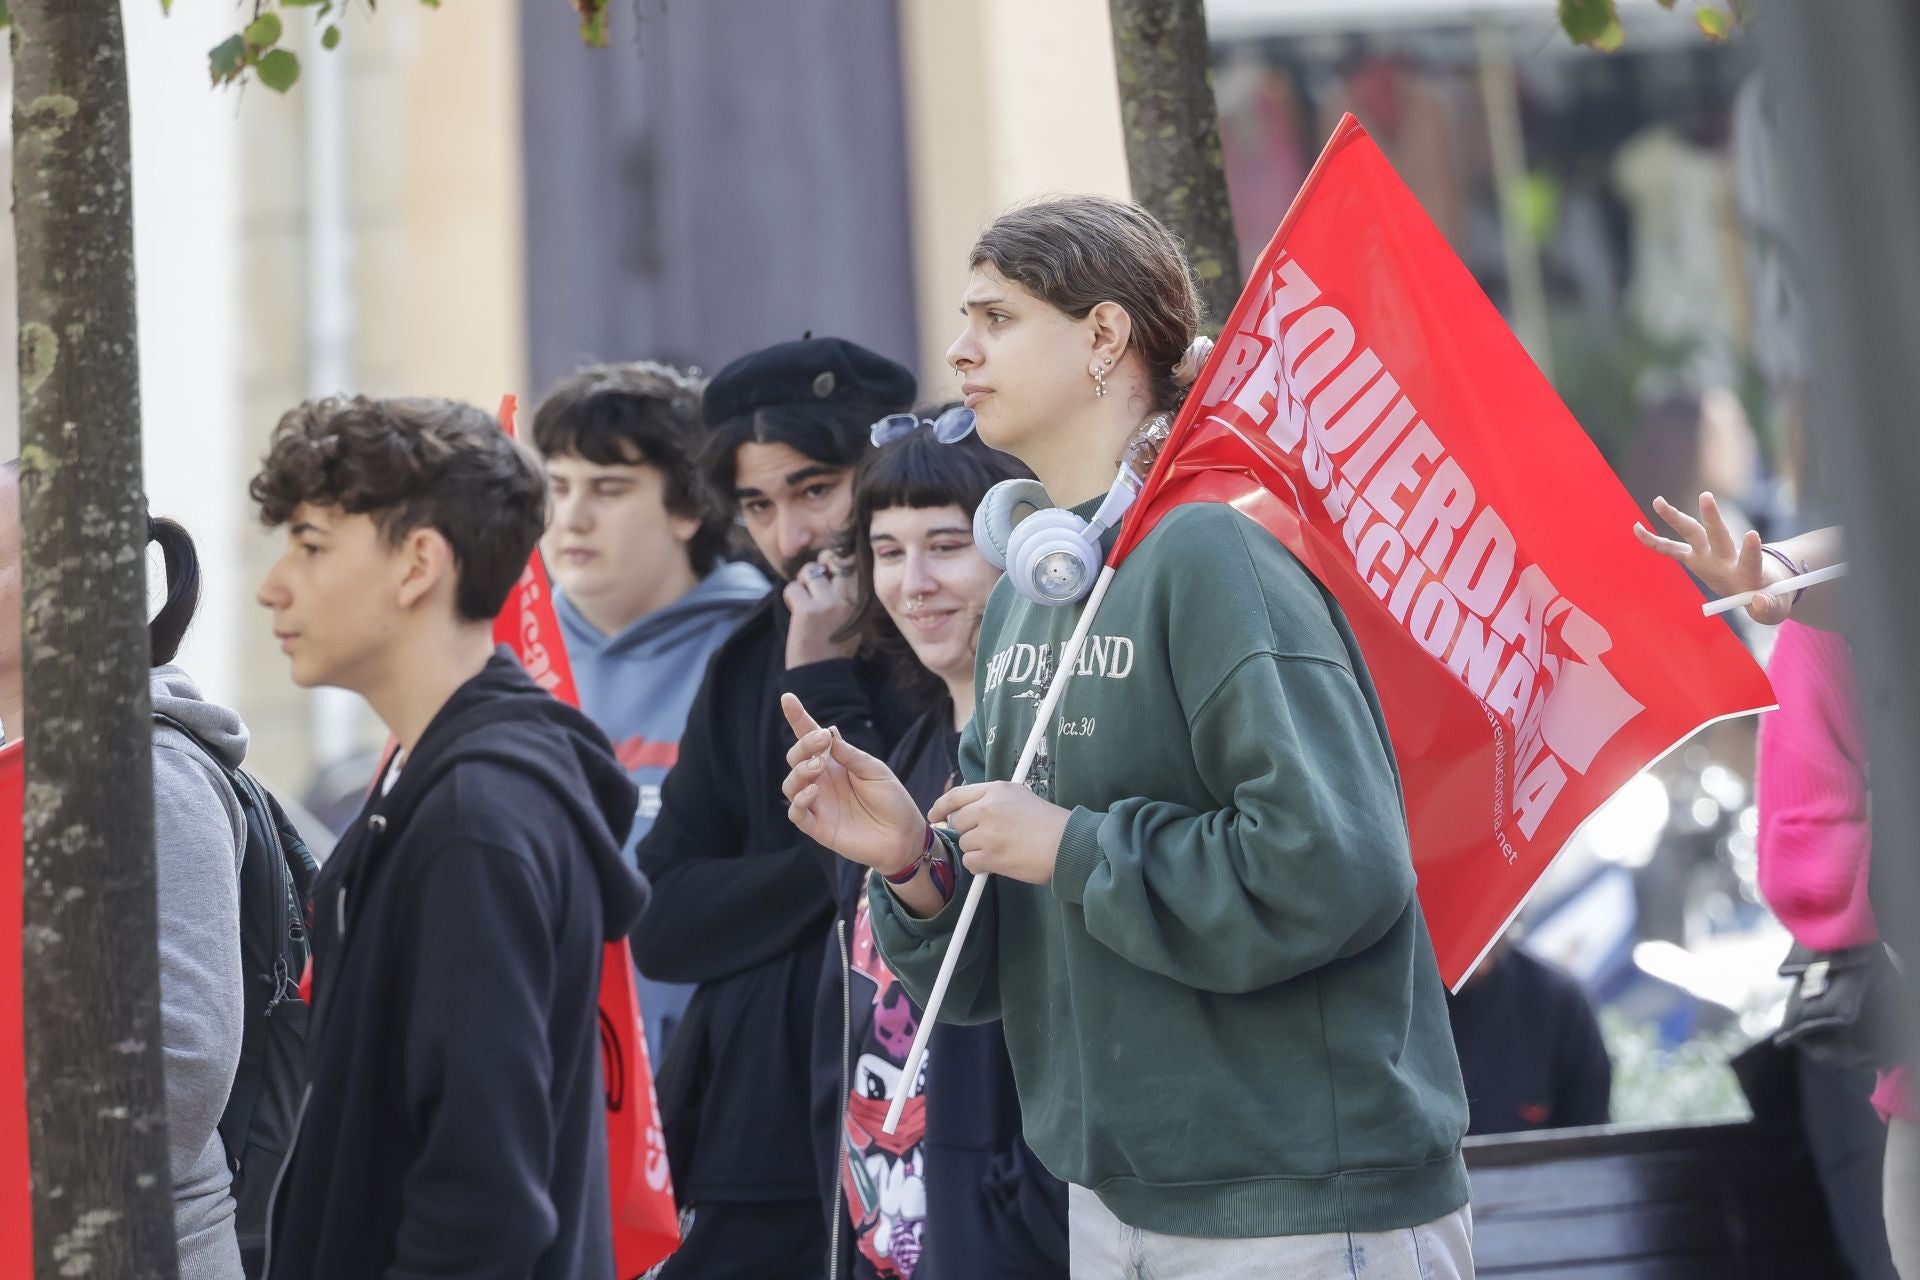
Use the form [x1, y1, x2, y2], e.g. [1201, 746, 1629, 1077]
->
[973, 464, 1143, 607]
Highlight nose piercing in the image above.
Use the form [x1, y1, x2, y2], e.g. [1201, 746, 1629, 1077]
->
[905, 594, 926, 614]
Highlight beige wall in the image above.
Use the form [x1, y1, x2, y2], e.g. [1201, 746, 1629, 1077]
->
[401, 3, 529, 411]
[231, 2, 530, 794]
[896, 0, 1132, 397]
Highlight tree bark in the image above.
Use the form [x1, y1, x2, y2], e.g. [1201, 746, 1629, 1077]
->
[12, 1, 176, 1275]
[1107, 0, 1241, 329]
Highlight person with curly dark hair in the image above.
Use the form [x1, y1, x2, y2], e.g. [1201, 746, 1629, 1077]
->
[530, 362, 767, 1063]
[251, 395, 650, 1280]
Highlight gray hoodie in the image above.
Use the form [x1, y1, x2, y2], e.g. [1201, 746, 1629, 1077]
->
[556, 559, 767, 1061]
[152, 665, 248, 1280]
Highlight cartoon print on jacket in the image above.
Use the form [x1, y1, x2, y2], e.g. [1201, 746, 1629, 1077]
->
[843, 896, 929, 1276]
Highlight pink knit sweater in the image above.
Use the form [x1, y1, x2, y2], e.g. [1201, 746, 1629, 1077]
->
[1758, 622, 1877, 949]
[1758, 621, 1913, 1122]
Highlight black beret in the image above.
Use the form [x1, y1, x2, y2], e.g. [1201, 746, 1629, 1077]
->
[701, 336, 916, 429]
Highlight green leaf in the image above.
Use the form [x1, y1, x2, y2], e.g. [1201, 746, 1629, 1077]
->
[0, 0, 12, 28]
[159, 0, 172, 14]
[1696, 7, 1731, 40]
[576, 0, 609, 46]
[256, 48, 301, 92]
[279, 0, 326, 6]
[208, 33, 249, 83]
[244, 12, 283, 47]
[1558, 0, 1617, 44]
[321, 24, 341, 49]
[1592, 16, 1625, 50]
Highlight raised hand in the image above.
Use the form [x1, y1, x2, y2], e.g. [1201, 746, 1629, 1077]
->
[781, 692, 924, 874]
[1634, 492, 1793, 625]
[783, 551, 861, 668]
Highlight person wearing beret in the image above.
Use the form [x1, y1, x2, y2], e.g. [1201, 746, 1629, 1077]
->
[633, 337, 919, 1279]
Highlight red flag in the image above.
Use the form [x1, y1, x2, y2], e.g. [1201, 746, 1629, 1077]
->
[494, 395, 680, 1273]
[493, 397, 579, 707]
[1112, 118, 1774, 986]
[0, 742, 26, 1270]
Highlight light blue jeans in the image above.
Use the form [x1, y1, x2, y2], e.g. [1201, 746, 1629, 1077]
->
[1068, 1185, 1474, 1280]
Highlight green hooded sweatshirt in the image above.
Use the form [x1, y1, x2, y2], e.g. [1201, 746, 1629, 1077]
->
[869, 499, 1469, 1239]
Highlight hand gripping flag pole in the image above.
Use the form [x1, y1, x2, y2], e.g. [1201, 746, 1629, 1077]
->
[1701, 562, 1849, 617]
[883, 564, 1119, 1135]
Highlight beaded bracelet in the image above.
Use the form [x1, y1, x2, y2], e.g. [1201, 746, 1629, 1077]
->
[1759, 544, 1810, 604]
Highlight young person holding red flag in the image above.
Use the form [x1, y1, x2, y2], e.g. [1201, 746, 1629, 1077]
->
[252, 396, 649, 1280]
[781, 196, 1473, 1277]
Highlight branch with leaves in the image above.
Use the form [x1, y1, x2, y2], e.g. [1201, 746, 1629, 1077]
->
[203, 0, 619, 92]
[1559, 0, 1748, 51]
[0, 0, 618, 94]
[203, 0, 441, 93]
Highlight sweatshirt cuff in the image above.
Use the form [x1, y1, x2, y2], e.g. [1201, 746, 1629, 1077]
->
[1050, 807, 1106, 905]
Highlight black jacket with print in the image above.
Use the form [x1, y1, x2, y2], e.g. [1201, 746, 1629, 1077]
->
[810, 706, 1069, 1279]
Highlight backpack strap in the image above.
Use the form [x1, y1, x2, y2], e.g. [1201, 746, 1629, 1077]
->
[153, 710, 316, 1178]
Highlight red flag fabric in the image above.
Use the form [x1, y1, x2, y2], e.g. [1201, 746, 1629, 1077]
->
[493, 395, 680, 1274]
[1, 742, 26, 1270]
[1112, 117, 1775, 986]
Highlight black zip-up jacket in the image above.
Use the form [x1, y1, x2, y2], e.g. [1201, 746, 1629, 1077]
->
[812, 707, 1069, 1279]
[635, 591, 912, 1213]
[267, 653, 650, 1280]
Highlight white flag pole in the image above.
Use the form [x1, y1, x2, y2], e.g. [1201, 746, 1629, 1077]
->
[882, 564, 1120, 1135]
[1700, 562, 1849, 616]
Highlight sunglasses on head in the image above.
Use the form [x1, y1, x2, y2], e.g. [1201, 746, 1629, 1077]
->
[868, 405, 977, 448]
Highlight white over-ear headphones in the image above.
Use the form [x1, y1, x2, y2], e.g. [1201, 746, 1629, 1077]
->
[973, 464, 1144, 606]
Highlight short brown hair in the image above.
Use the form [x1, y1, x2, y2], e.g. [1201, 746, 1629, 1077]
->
[530, 362, 730, 576]
[250, 395, 546, 622]
[971, 195, 1202, 410]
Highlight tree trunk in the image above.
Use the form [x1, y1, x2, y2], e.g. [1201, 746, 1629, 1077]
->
[12, 1, 176, 1275]
[1107, 0, 1241, 329]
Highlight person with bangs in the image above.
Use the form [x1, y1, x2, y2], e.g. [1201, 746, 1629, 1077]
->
[808, 408, 1067, 1279]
